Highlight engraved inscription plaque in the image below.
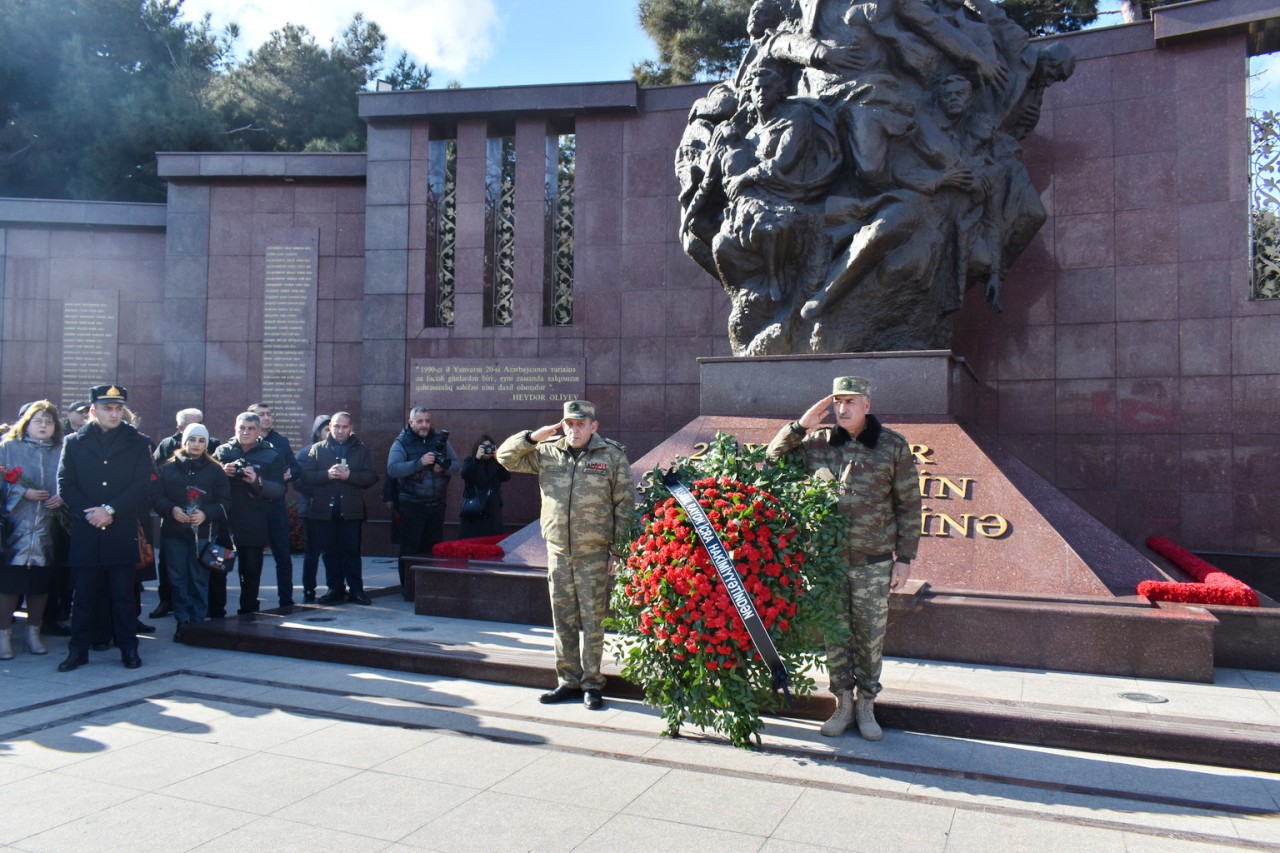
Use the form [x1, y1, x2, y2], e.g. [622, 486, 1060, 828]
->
[262, 237, 317, 442]
[60, 293, 119, 407]
[410, 359, 585, 409]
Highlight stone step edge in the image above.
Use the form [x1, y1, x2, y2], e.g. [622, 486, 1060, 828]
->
[182, 617, 1280, 774]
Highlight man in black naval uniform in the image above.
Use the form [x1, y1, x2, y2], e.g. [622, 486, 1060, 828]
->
[56, 384, 156, 671]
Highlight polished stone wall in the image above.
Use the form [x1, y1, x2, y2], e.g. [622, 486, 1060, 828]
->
[1, 6, 1275, 554]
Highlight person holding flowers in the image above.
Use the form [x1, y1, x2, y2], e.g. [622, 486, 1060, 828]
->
[767, 375, 921, 740]
[498, 400, 634, 710]
[154, 423, 230, 642]
[0, 401, 66, 659]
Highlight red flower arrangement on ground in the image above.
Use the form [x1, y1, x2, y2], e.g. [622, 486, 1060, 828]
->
[1138, 536, 1259, 607]
[432, 534, 507, 561]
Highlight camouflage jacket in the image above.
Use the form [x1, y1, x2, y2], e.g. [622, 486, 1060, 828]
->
[767, 415, 921, 562]
[497, 431, 634, 557]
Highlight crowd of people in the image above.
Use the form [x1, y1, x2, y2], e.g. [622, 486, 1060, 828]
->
[0, 387, 510, 670]
[2, 379, 916, 742]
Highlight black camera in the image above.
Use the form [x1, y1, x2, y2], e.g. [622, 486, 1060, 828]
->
[431, 429, 450, 458]
[479, 442, 496, 456]
[229, 458, 248, 479]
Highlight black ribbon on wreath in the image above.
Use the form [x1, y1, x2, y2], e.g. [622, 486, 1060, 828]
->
[663, 470, 793, 704]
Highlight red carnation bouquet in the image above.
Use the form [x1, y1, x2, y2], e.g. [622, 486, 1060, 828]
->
[2, 465, 71, 531]
[610, 433, 847, 748]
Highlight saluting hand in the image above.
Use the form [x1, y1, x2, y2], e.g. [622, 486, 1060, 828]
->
[798, 396, 833, 431]
[529, 421, 564, 442]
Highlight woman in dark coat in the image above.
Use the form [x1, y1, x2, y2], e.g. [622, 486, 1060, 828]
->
[153, 424, 230, 641]
[0, 401, 65, 658]
[459, 434, 511, 540]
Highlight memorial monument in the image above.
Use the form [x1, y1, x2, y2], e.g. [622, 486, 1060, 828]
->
[677, 0, 1073, 355]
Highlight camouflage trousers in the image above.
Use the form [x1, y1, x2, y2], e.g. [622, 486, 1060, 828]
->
[546, 550, 612, 691]
[824, 555, 894, 697]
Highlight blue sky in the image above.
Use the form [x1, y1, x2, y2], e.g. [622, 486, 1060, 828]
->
[180, 0, 1276, 108]
[181, 0, 659, 87]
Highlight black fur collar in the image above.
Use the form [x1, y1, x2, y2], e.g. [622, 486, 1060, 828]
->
[830, 414, 882, 449]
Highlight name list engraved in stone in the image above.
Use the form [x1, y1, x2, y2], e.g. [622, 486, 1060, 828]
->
[262, 243, 317, 442]
[410, 359, 585, 409]
[60, 294, 119, 407]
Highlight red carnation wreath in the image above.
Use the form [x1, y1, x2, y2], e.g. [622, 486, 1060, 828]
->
[621, 477, 803, 670]
[610, 433, 848, 749]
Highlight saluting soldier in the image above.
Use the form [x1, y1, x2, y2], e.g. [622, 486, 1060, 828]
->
[56, 385, 156, 671]
[767, 376, 921, 740]
[497, 400, 633, 711]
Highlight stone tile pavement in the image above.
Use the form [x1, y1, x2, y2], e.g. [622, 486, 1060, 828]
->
[2, 557, 1279, 851]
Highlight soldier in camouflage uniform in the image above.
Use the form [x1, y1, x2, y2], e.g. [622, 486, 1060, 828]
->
[767, 376, 921, 739]
[497, 400, 633, 710]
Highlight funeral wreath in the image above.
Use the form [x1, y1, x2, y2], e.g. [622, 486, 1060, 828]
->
[609, 433, 847, 748]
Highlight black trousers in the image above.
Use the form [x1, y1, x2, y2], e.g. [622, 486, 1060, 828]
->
[206, 545, 264, 616]
[398, 501, 445, 587]
[319, 519, 364, 595]
[69, 564, 136, 656]
[265, 501, 294, 605]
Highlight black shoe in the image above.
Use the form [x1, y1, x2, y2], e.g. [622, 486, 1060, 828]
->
[279, 599, 295, 609]
[583, 689, 604, 710]
[57, 652, 88, 672]
[538, 685, 583, 704]
[148, 601, 172, 619]
[303, 590, 316, 603]
[347, 593, 372, 605]
[317, 590, 347, 605]
[173, 624, 185, 643]
[135, 620, 156, 634]
[41, 622, 72, 637]
[90, 642, 110, 652]
[121, 649, 142, 669]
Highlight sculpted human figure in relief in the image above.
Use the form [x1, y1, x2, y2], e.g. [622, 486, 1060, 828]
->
[676, 0, 1073, 355]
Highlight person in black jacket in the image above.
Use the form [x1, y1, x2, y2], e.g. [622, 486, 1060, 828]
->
[211, 412, 285, 616]
[300, 412, 379, 605]
[153, 423, 230, 641]
[386, 407, 457, 580]
[459, 434, 511, 540]
[296, 415, 330, 602]
[250, 403, 301, 609]
[55, 385, 156, 672]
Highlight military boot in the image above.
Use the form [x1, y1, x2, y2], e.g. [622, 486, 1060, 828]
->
[0, 628, 12, 660]
[820, 689, 854, 737]
[26, 625, 47, 655]
[854, 689, 883, 741]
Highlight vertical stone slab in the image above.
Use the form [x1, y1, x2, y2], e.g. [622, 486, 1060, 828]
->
[162, 184, 211, 419]
[261, 229, 319, 444]
[60, 292, 119, 404]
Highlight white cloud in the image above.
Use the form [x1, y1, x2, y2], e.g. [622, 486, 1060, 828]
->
[180, 0, 499, 78]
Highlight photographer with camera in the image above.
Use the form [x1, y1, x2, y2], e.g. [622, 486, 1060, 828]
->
[459, 434, 511, 540]
[210, 412, 286, 617]
[386, 406, 457, 591]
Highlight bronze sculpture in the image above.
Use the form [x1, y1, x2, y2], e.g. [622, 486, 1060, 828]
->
[677, 0, 1074, 355]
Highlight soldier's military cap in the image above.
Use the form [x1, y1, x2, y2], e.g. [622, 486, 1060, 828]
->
[90, 384, 128, 404]
[563, 400, 596, 420]
[832, 376, 871, 397]
[68, 401, 90, 414]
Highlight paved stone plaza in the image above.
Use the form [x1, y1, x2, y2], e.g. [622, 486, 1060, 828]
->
[0, 559, 1277, 851]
